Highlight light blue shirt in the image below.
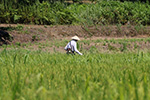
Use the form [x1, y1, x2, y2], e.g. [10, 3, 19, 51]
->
[65, 40, 83, 55]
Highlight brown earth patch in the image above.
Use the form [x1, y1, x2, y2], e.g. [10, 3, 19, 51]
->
[0, 24, 150, 45]
[0, 24, 150, 53]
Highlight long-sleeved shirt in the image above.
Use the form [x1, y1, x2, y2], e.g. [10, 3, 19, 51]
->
[64, 40, 83, 55]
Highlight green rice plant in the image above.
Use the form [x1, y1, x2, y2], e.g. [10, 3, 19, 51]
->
[94, 39, 103, 43]
[12, 71, 21, 100]
[0, 65, 2, 98]
[120, 42, 128, 52]
[147, 38, 150, 43]
[12, 53, 17, 68]
[1, 37, 150, 99]
[89, 46, 98, 53]
[0, 49, 150, 99]
[134, 43, 138, 49]
[143, 74, 148, 100]
[81, 40, 91, 45]
[24, 53, 29, 64]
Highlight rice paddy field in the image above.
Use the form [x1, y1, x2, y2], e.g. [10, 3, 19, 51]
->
[1, 0, 150, 99]
[0, 38, 150, 100]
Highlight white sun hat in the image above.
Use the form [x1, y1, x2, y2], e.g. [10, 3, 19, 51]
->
[71, 36, 80, 41]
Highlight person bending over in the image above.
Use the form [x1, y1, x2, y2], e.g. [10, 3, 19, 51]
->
[64, 36, 83, 55]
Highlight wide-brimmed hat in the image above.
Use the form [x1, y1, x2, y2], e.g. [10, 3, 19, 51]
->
[71, 36, 80, 41]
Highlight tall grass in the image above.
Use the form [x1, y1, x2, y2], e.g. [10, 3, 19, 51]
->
[0, 49, 150, 100]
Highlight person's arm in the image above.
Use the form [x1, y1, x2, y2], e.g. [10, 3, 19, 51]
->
[73, 42, 83, 55]
[64, 42, 69, 50]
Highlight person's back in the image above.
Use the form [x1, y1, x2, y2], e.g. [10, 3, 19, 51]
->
[64, 36, 83, 55]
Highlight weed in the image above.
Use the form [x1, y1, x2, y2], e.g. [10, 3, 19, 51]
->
[95, 39, 103, 43]
[110, 39, 116, 44]
[127, 24, 132, 28]
[105, 26, 111, 36]
[116, 24, 122, 36]
[53, 47, 56, 52]
[108, 43, 118, 51]
[84, 36, 87, 39]
[147, 38, 150, 43]
[44, 25, 47, 28]
[21, 43, 27, 47]
[134, 43, 138, 49]
[38, 46, 42, 49]
[32, 35, 37, 41]
[15, 42, 21, 46]
[103, 42, 106, 46]
[120, 42, 127, 52]
[104, 38, 109, 43]
[15, 25, 24, 31]
[38, 29, 44, 33]
[32, 35, 39, 41]
[134, 25, 141, 34]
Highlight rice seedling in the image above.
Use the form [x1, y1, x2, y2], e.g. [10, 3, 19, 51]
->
[120, 42, 128, 52]
[0, 48, 150, 100]
[134, 43, 138, 49]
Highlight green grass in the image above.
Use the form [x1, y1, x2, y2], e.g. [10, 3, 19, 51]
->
[0, 37, 150, 53]
[0, 48, 150, 100]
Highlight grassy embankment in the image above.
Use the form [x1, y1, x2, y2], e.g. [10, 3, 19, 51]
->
[1, 37, 150, 52]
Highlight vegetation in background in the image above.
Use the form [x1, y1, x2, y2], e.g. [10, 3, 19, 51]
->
[0, 0, 150, 25]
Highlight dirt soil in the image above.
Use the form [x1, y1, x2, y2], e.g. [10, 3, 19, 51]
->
[0, 24, 150, 52]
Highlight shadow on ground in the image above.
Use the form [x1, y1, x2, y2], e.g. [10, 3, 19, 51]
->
[0, 27, 13, 45]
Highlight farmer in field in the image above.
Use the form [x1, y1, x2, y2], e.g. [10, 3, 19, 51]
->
[64, 36, 83, 55]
